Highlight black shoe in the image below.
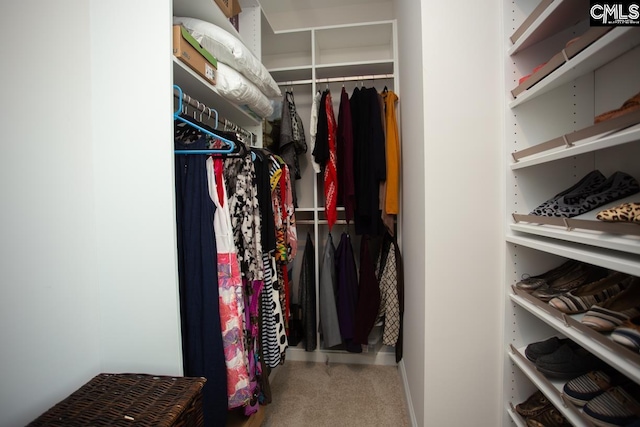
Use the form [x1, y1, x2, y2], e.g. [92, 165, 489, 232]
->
[525, 336, 575, 363]
[535, 343, 603, 379]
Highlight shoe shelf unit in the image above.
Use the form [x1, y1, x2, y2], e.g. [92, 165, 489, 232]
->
[172, 0, 263, 138]
[261, 18, 398, 365]
[503, 1, 640, 426]
[508, 345, 595, 426]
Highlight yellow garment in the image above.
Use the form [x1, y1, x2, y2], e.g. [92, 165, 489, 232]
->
[383, 90, 400, 214]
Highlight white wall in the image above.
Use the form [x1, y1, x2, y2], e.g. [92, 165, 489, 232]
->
[420, 1, 504, 425]
[395, 0, 427, 425]
[396, 0, 504, 425]
[90, 0, 183, 375]
[0, 1, 100, 425]
[0, 1, 182, 425]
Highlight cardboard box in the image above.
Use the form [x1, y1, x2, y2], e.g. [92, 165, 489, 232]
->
[214, 0, 242, 19]
[172, 25, 217, 85]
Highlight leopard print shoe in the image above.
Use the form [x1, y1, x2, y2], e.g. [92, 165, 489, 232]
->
[596, 202, 640, 223]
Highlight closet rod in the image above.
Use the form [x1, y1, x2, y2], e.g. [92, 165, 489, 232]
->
[173, 92, 257, 145]
[277, 73, 394, 87]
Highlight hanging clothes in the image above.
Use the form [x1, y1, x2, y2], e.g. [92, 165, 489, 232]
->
[206, 157, 252, 410]
[353, 235, 381, 345]
[337, 87, 356, 224]
[279, 90, 307, 207]
[335, 232, 360, 352]
[375, 231, 402, 349]
[323, 90, 338, 230]
[313, 90, 329, 167]
[299, 233, 317, 351]
[318, 233, 342, 348]
[260, 252, 288, 368]
[352, 86, 386, 236]
[309, 91, 322, 174]
[174, 138, 228, 427]
[381, 89, 400, 235]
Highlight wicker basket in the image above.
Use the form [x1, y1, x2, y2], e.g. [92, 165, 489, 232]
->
[28, 373, 206, 427]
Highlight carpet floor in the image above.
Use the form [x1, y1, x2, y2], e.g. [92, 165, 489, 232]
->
[262, 361, 410, 427]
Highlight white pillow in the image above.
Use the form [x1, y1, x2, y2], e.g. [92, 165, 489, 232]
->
[174, 16, 281, 98]
[215, 61, 274, 119]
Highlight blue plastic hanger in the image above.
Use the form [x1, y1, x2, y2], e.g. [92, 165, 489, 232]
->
[173, 85, 236, 155]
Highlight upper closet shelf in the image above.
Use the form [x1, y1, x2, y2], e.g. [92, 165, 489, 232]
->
[173, 58, 261, 126]
[509, 0, 589, 55]
[509, 27, 640, 109]
[511, 113, 640, 169]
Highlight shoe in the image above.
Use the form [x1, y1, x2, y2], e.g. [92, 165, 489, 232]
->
[582, 278, 640, 332]
[515, 259, 581, 292]
[530, 170, 606, 217]
[583, 384, 640, 427]
[532, 263, 609, 302]
[574, 171, 640, 217]
[526, 406, 573, 427]
[548, 272, 632, 314]
[597, 202, 640, 223]
[525, 336, 576, 363]
[563, 370, 624, 406]
[595, 91, 640, 124]
[516, 390, 553, 417]
[611, 316, 640, 352]
[535, 343, 603, 379]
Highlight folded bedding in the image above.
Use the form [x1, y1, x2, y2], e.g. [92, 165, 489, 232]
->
[173, 16, 281, 98]
[215, 61, 274, 119]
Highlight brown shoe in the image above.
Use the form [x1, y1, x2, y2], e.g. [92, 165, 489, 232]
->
[595, 91, 640, 124]
[526, 405, 573, 427]
[532, 263, 609, 302]
[516, 390, 553, 417]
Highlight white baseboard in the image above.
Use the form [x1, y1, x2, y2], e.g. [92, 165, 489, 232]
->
[399, 359, 418, 427]
[284, 346, 398, 366]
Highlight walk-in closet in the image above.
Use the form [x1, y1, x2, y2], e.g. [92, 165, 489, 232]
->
[25, 0, 640, 426]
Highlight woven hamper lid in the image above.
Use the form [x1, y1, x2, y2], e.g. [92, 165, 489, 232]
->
[28, 373, 206, 427]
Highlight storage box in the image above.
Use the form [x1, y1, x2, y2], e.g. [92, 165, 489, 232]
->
[27, 373, 206, 427]
[214, 0, 242, 19]
[173, 25, 217, 85]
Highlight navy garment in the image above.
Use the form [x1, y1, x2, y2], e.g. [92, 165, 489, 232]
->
[353, 235, 381, 345]
[175, 137, 228, 427]
[335, 232, 361, 352]
[298, 233, 317, 351]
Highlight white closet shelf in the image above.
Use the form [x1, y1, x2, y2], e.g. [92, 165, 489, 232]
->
[509, 27, 640, 109]
[506, 406, 527, 427]
[510, 288, 640, 384]
[511, 120, 640, 169]
[509, 0, 589, 55]
[510, 221, 640, 255]
[508, 344, 594, 427]
[510, 195, 640, 256]
[315, 60, 394, 80]
[173, 58, 261, 127]
[506, 234, 640, 277]
[270, 66, 313, 84]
